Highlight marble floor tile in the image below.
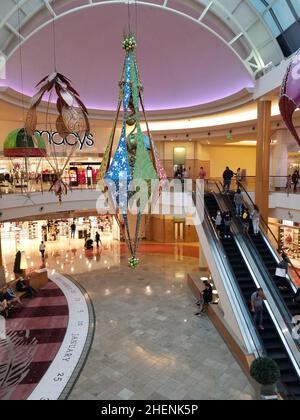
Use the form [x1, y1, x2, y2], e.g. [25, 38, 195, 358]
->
[65, 253, 254, 401]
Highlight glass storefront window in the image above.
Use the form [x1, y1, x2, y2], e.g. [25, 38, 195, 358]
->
[288, 153, 300, 173]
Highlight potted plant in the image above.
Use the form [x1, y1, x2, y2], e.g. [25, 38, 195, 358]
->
[250, 357, 281, 400]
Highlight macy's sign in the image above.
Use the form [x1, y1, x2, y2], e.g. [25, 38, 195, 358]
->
[36, 130, 94, 151]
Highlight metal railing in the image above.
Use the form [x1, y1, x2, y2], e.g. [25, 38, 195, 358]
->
[0, 175, 99, 197]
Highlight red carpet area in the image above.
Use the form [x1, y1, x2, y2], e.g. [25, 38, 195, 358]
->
[0, 281, 68, 400]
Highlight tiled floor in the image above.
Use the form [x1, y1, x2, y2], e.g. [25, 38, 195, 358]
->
[67, 252, 254, 401]
[2, 236, 254, 400]
[1, 281, 68, 400]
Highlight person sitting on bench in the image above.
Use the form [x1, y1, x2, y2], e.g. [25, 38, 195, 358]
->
[16, 276, 36, 299]
[1, 286, 23, 308]
[195, 281, 213, 315]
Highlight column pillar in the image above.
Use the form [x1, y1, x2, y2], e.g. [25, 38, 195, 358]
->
[199, 242, 208, 270]
[271, 130, 289, 189]
[255, 100, 272, 224]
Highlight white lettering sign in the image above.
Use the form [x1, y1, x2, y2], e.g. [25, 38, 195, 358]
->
[36, 130, 94, 150]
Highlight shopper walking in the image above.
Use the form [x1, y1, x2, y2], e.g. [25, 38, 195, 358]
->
[242, 208, 250, 234]
[223, 167, 234, 193]
[251, 205, 260, 235]
[251, 288, 266, 331]
[95, 232, 102, 248]
[39, 241, 46, 259]
[236, 168, 242, 186]
[182, 167, 189, 180]
[223, 211, 232, 239]
[234, 189, 244, 217]
[275, 252, 291, 290]
[286, 175, 293, 196]
[199, 167, 206, 180]
[292, 170, 299, 193]
[212, 211, 223, 238]
[70, 222, 76, 239]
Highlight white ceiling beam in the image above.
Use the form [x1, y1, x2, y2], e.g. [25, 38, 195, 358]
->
[43, 0, 56, 17]
[198, 1, 213, 22]
[5, 22, 24, 40]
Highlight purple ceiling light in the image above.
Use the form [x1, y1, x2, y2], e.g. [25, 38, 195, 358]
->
[1, 4, 254, 111]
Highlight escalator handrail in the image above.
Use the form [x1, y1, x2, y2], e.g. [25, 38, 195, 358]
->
[194, 187, 265, 358]
[213, 187, 300, 381]
[218, 187, 299, 336]
[236, 182, 300, 284]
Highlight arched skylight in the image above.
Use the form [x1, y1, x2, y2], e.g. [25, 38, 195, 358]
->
[250, 0, 300, 37]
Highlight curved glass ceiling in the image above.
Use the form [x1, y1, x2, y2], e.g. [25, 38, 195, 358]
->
[250, 0, 300, 37]
[0, 0, 297, 78]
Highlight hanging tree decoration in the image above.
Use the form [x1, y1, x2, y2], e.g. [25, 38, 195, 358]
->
[24, 73, 90, 202]
[279, 50, 300, 146]
[99, 34, 166, 268]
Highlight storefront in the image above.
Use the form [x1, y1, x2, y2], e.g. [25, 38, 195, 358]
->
[0, 215, 115, 247]
[269, 218, 300, 268]
[288, 153, 300, 174]
[68, 161, 101, 187]
[0, 156, 103, 190]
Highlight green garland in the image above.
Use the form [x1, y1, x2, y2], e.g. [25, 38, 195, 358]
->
[128, 256, 140, 268]
[123, 35, 137, 52]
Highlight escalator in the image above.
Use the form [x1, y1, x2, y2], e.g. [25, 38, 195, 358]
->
[226, 186, 299, 319]
[205, 192, 300, 399]
[251, 231, 299, 317]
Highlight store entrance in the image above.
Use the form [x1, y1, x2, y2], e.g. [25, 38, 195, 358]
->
[1, 215, 117, 250]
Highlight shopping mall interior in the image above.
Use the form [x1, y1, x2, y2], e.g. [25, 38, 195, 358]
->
[0, 0, 300, 402]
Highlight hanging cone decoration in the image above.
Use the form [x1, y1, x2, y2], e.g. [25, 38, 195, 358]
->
[279, 51, 300, 146]
[101, 34, 166, 268]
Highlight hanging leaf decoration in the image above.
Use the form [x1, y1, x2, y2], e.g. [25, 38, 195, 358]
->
[56, 115, 69, 139]
[25, 72, 90, 138]
[60, 90, 74, 107]
[24, 107, 37, 136]
[62, 106, 85, 133]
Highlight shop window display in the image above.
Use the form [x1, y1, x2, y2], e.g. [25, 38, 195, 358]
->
[279, 221, 300, 266]
[1, 217, 115, 254]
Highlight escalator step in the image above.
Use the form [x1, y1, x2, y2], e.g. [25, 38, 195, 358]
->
[267, 352, 290, 360]
[281, 374, 300, 383]
[273, 361, 294, 371]
[264, 341, 286, 350]
[260, 332, 280, 340]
